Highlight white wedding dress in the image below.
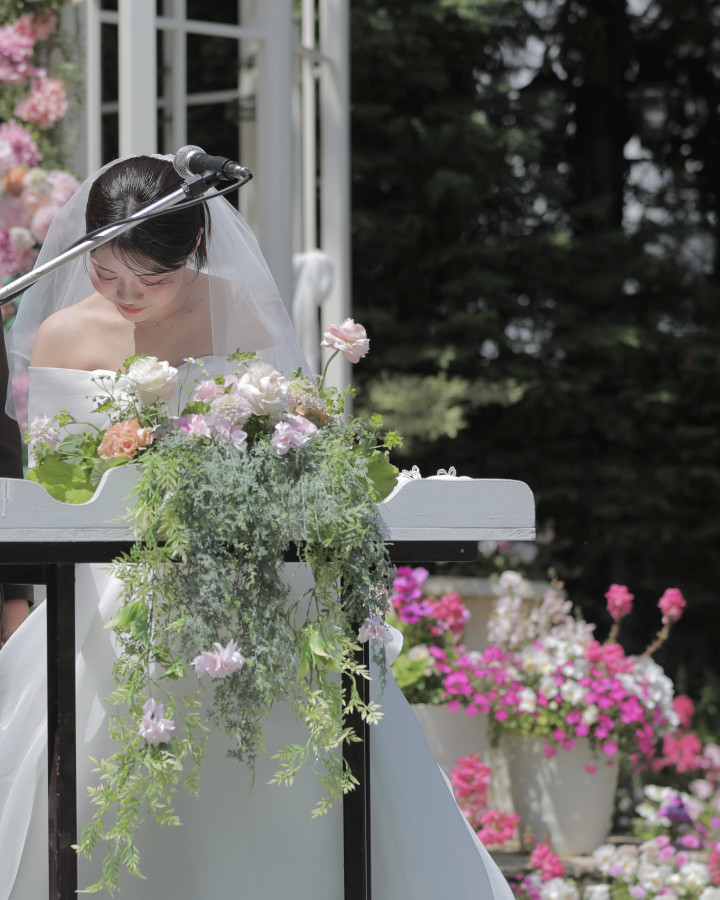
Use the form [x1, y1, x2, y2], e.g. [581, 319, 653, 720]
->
[0, 363, 513, 900]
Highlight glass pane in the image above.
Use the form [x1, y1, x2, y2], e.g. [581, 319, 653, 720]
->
[101, 23, 118, 104]
[101, 113, 119, 166]
[187, 102, 240, 167]
[186, 0, 238, 25]
[100, 0, 118, 10]
[187, 35, 239, 93]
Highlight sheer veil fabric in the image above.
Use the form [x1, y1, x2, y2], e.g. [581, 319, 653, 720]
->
[0, 155, 515, 899]
[5, 154, 309, 421]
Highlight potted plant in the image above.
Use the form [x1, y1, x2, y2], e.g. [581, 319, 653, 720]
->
[436, 571, 686, 855]
[387, 566, 488, 775]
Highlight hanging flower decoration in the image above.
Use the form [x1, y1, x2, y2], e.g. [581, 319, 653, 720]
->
[27, 332, 403, 893]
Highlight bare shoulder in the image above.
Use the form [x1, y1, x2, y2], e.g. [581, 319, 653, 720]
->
[30, 296, 106, 368]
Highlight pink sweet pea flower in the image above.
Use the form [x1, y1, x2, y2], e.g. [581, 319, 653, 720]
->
[605, 583, 634, 621]
[138, 697, 175, 746]
[320, 318, 370, 363]
[358, 615, 392, 644]
[658, 587, 686, 624]
[192, 639, 245, 677]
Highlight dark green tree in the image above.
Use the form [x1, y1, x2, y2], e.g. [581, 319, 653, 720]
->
[350, 0, 720, 710]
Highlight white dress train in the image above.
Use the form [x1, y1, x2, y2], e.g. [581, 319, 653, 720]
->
[0, 365, 513, 900]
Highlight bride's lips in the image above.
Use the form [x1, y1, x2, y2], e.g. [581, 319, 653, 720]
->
[118, 304, 145, 315]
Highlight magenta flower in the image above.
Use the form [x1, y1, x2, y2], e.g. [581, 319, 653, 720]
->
[605, 583, 634, 621]
[138, 698, 175, 746]
[320, 318, 370, 364]
[529, 842, 565, 881]
[192, 639, 245, 677]
[658, 587, 686, 624]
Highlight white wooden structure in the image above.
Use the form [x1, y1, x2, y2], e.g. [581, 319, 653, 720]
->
[1, 466, 536, 544]
[0, 470, 534, 899]
[66, 0, 350, 386]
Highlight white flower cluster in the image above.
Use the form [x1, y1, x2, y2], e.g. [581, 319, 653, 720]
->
[591, 840, 718, 899]
[618, 655, 679, 730]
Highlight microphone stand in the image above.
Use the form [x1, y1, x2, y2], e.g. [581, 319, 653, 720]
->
[0, 172, 220, 307]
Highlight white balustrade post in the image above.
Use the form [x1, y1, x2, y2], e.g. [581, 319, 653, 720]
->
[118, 0, 158, 156]
[256, 0, 294, 312]
[319, 0, 351, 393]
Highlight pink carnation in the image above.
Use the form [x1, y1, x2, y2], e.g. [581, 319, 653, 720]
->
[320, 318, 370, 363]
[605, 583, 634, 621]
[271, 413, 318, 455]
[658, 587, 686, 624]
[97, 417, 154, 459]
[176, 413, 209, 437]
[16, 77, 69, 130]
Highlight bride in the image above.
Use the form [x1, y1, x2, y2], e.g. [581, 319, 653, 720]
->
[1, 155, 513, 899]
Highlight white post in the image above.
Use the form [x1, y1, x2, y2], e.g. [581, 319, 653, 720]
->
[118, 0, 158, 156]
[319, 0, 351, 392]
[256, 0, 294, 311]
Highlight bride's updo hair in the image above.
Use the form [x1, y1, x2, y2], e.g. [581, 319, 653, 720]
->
[85, 155, 210, 275]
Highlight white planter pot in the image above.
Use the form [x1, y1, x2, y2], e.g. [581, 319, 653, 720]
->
[503, 733, 619, 856]
[411, 704, 487, 778]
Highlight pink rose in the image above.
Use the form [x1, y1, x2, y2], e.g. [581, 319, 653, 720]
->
[658, 587, 686, 624]
[192, 378, 226, 403]
[320, 318, 370, 363]
[192, 639, 245, 677]
[30, 203, 58, 243]
[97, 417, 154, 459]
[604, 583, 634, 621]
[235, 361, 289, 416]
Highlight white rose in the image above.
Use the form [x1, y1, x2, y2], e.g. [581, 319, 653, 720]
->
[236, 361, 289, 416]
[121, 357, 179, 404]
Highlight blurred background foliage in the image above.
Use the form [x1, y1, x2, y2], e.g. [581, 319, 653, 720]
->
[349, 0, 720, 725]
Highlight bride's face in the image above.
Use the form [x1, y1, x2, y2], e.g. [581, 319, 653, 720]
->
[89, 244, 191, 325]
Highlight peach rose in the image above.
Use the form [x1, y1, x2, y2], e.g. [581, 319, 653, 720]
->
[97, 418, 153, 460]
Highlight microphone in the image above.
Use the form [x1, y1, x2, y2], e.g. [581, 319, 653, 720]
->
[173, 145, 251, 182]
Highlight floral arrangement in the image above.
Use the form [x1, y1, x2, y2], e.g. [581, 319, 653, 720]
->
[0, 2, 80, 324]
[28, 320, 403, 892]
[437, 571, 684, 765]
[386, 564, 470, 705]
[509, 836, 720, 900]
[450, 753, 520, 848]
